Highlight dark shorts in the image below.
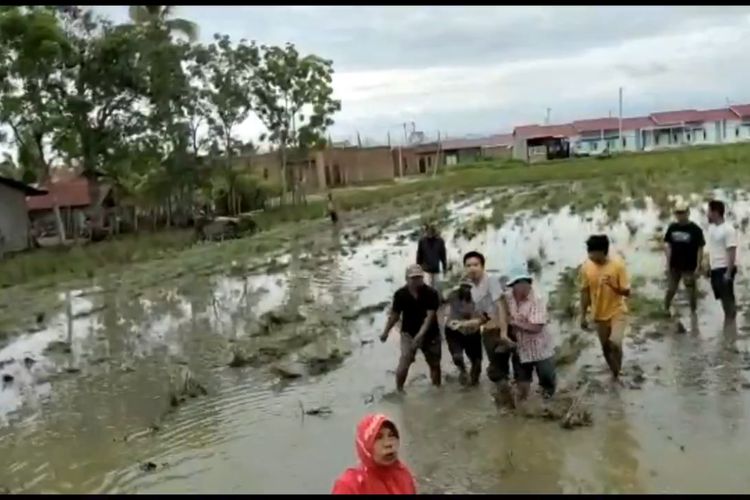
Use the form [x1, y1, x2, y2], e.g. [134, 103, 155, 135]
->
[400, 332, 441, 366]
[482, 330, 520, 383]
[445, 328, 483, 364]
[329, 211, 339, 224]
[710, 267, 736, 300]
[518, 357, 557, 396]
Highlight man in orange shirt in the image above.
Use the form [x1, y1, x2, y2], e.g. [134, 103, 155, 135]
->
[579, 234, 630, 381]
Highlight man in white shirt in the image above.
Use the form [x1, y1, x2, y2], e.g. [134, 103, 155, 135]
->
[462, 251, 519, 406]
[707, 200, 738, 321]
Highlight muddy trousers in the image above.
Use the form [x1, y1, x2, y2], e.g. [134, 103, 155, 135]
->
[665, 269, 698, 311]
[445, 328, 482, 385]
[482, 332, 520, 386]
[517, 357, 557, 398]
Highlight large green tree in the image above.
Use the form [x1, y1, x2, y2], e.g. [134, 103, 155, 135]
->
[252, 43, 341, 203]
[127, 5, 198, 42]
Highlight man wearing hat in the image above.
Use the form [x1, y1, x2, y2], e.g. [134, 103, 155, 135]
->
[380, 264, 442, 392]
[444, 276, 484, 386]
[663, 200, 705, 316]
[503, 262, 556, 400]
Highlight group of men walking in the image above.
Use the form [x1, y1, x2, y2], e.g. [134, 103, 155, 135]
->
[379, 198, 740, 401]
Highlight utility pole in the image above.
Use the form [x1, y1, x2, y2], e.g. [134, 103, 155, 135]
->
[387, 130, 391, 147]
[545, 108, 551, 125]
[618, 87, 624, 151]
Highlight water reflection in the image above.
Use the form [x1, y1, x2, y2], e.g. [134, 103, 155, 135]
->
[1, 190, 750, 492]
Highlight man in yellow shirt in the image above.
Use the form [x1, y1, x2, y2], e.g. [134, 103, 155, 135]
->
[579, 234, 630, 381]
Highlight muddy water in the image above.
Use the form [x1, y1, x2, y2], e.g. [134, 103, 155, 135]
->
[2, 191, 750, 493]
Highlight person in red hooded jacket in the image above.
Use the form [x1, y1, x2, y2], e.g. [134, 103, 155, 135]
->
[332, 413, 417, 495]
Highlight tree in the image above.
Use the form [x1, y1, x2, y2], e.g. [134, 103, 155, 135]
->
[53, 8, 149, 176]
[191, 35, 259, 215]
[0, 6, 73, 181]
[127, 5, 198, 42]
[252, 43, 341, 204]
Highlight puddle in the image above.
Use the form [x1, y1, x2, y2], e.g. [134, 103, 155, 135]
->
[1, 188, 750, 493]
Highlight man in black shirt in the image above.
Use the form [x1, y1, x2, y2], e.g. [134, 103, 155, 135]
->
[664, 201, 706, 315]
[416, 224, 448, 293]
[380, 264, 441, 392]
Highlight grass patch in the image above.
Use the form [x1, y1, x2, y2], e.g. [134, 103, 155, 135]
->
[5, 142, 750, 289]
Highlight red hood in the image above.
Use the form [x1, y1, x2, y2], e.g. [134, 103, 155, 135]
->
[355, 413, 399, 469]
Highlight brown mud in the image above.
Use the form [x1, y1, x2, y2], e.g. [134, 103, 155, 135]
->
[0, 187, 749, 493]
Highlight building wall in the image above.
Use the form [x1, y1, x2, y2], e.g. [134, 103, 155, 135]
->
[321, 147, 394, 185]
[0, 183, 31, 254]
[512, 137, 529, 162]
[571, 130, 639, 154]
[481, 145, 513, 160]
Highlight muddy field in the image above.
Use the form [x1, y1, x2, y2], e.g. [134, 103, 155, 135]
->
[1, 182, 750, 493]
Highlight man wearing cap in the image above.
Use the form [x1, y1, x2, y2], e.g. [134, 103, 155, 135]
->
[380, 264, 442, 392]
[504, 263, 556, 399]
[663, 200, 705, 316]
[443, 276, 484, 386]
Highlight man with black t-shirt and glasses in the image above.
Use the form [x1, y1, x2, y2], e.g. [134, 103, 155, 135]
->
[380, 264, 441, 392]
[663, 200, 705, 317]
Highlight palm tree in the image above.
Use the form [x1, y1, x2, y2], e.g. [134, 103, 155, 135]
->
[128, 6, 199, 42]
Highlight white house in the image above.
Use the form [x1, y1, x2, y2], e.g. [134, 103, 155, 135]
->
[570, 116, 653, 154]
[729, 105, 750, 142]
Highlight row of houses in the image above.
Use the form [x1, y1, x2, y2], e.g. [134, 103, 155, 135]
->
[237, 103, 750, 191]
[512, 104, 750, 163]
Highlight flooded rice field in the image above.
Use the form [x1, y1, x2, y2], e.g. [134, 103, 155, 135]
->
[2, 185, 750, 493]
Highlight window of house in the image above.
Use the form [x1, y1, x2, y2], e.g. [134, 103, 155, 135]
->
[622, 137, 626, 147]
[703, 129, 707, 140]
[737, 127, 741, 138]
[262, 168, 269, 180]
[686, 132, 691, 142]
[590, 141, 597, 151]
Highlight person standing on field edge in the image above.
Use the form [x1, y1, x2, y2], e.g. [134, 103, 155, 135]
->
[580, 235, 631, 383]
[327, 192, 339, 225]
[663, 200, 705, 316]
[416, 223, 448, 292]
[380, 264, 442, 392]
[706, 199, 738, 322]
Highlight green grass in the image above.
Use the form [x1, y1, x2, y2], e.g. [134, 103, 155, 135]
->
[4, 142, 750, 289]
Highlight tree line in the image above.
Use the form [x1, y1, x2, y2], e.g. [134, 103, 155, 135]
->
[0, 5, 341, 229]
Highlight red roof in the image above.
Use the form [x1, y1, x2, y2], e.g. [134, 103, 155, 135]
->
[26, 177, 92, 211]
[514, 123, 577, 140]
[650, 109, 705, 125]
[730, 104, 750, 118]
[698, 108, 739, 121]
[621, 116, 656, 130]
[572, 118, 619, 133]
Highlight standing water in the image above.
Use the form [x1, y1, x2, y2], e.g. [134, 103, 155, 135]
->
[1, 190, 750, 493]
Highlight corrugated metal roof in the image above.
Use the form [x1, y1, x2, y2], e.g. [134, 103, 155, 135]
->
[650, 109, 704, 125]
[26, 177, 92, 211]
[0, 176, 47, 196]
[514, 123, 577, 140]
[730, 104, 750, 118]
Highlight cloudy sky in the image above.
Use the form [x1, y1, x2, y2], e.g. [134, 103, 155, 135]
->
[94, 6, 750, 145]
